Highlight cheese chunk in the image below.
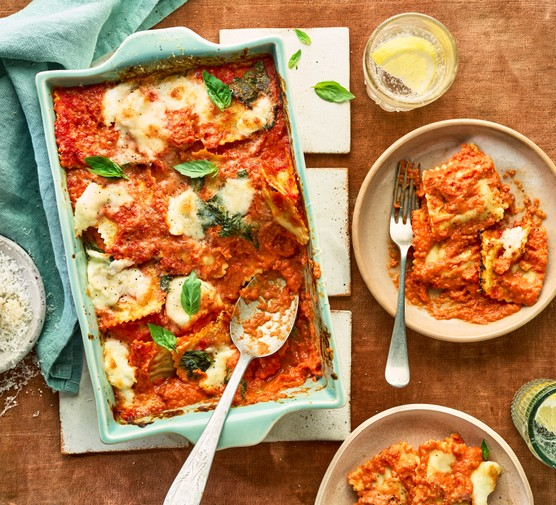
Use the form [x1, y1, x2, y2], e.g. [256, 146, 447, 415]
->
[167, 188, 205, 239]
[165, 276, 222, 328]
[86, 250, 164, 329]
[235, 95, 274, 137]
[219, 177, 255, 216]
[86, 251, 145, 309]
[103, 338, 136, 405]
[199, 344, 237, 392]
[471, 461, 502, 505]
[427, 449, 456, 476]
[74, 182, 132, 235]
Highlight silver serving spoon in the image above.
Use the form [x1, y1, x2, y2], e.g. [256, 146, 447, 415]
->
[163, 276, 299, 505]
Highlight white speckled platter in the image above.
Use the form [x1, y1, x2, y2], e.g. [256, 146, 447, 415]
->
[316, 404, 534, 505]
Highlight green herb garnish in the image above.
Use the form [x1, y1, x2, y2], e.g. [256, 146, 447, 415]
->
[294, 28, 312, 45]
[180, 350, 212, 377]
[312, 81, 355, 103]
[181, 271, 202, 316]
[288, 49, 302, 70]
[203, 70, 232, 111]
[229, 61, 270, 107]
[237, 169, 249, 179]
[148, 324, 177, 353]
[160, 274, 172, 292]
[481, 439, 489, 460]
[198, 196, 257, 244]
[173, 160, 219, 179]
[85, 156, 129, 180]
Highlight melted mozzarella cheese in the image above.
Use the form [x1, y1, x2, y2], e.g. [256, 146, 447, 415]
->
[167, 188, 205, 238]
[471, 461, 502, 505]
[103, 77, 212, 162]
[219, 177, 255, 216]
[103, 74, 275, 162]
[165, 276, 220, 328]
[199, 344, 236, 391]
[86, 250, 149, 309]
[235, 95, 274, 137]
[427, 450, 456, 476]
[103, 338, 136, 404]
[499, 225, 529, 260]
[74, 182, 132, 235]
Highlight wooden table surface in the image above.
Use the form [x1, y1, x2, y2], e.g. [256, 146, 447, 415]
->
[2, 1, 555, 503]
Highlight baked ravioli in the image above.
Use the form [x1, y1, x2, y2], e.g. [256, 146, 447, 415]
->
[422, 144, 510, 240]
[480, 221, 548, 305]
[348, 434, 502, 505]
[401, 144, 549, 324]
[52, 56, 323, 424]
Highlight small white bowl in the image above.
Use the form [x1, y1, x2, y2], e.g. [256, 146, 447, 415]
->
[0, 235, 46, 373]
[315, 404, 534, 505]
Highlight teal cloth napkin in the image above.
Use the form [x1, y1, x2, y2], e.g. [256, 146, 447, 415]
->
[0, 0, 187, 393]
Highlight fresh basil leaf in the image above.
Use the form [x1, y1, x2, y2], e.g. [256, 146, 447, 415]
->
[148, 323, 177, 353]
[481, 439, 489, 460]
[180, 350, 212, 377]
[294, 28, 312, 45]
[181, 271, 202, 316]
[288, 49, 302, 70]
[173, 160, 219, 179]
[203, 70, 232, 111]
[313, 81, 355, 103]
[85, 156, 129, 180]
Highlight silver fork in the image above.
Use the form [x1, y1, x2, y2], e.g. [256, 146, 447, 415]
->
[385, 160, 419, 388]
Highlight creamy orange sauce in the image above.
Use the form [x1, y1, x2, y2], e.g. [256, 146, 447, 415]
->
[397, 144, 549, 324]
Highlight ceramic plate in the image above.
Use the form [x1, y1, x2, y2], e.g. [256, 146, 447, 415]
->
[315, 404, 534, 505]
[352, 119, 556, 342]
[0, 235, 46, 373]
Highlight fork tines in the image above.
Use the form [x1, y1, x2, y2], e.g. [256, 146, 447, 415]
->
[392, 160, 420, 224]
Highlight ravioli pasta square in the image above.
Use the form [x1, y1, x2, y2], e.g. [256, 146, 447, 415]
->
[422, 144, 510, 239]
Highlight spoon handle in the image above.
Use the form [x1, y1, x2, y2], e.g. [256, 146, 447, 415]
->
[164, 352, 252, 505]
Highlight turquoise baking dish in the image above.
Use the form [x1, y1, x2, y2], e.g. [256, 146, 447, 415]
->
[36, 27, 345, 449]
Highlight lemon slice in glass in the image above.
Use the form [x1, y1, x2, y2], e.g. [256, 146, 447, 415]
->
[372, 35, 438, 94]
[536, 393, 556, 431]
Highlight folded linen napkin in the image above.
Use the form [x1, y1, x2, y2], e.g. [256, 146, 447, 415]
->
[0, 0, 187, 393]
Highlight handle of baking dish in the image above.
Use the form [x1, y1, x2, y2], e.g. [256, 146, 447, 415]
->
[94, 27, 220, 71]
[170, 407, 284, 451]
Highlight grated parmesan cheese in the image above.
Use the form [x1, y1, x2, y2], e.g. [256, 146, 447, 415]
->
[0, 354, 41, 417]
[0, 250, 33, 355]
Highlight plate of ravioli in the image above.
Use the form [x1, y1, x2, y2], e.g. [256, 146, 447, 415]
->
[353, 119, 556, 341]
[315, 404, 533, 505]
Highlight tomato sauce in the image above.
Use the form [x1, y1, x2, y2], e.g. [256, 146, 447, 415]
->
[53, 56, 322, 424]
